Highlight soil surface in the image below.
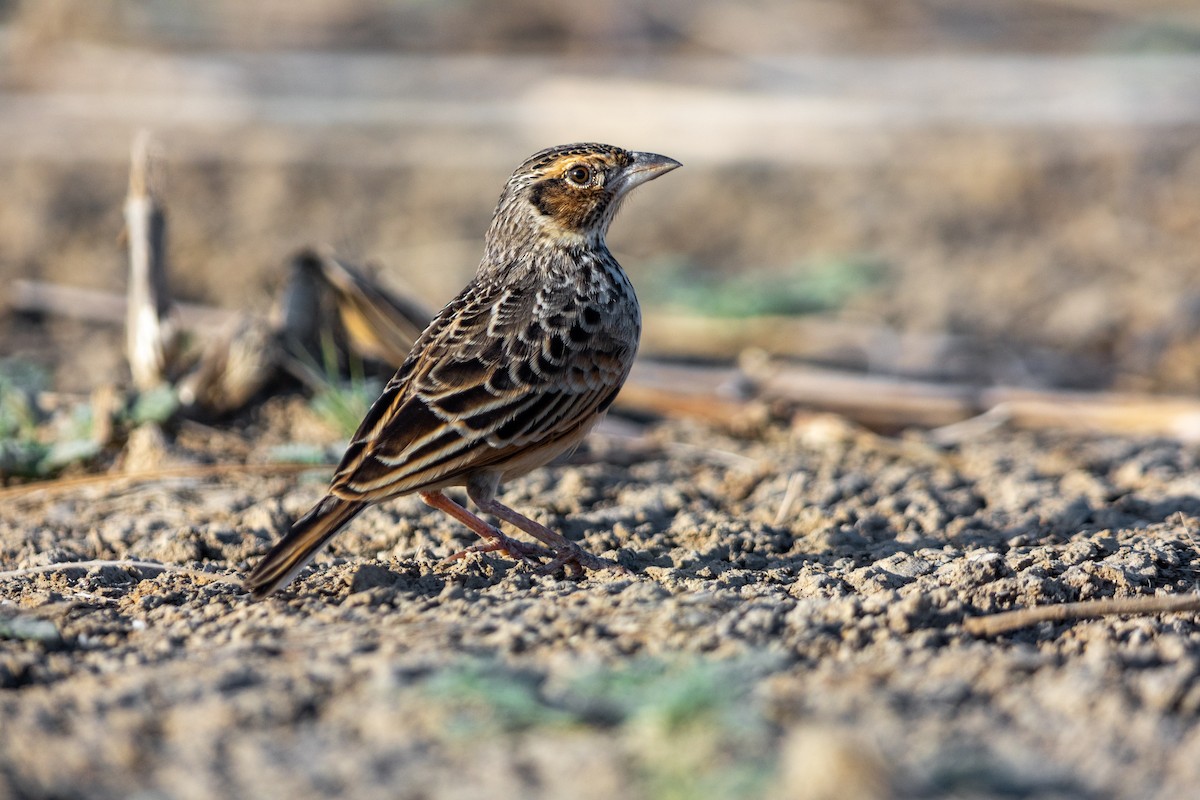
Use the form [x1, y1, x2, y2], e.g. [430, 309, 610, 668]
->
[4, 401, 1200, 799]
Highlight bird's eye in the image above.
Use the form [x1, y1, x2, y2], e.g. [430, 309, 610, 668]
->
[565, 165, 593, 186]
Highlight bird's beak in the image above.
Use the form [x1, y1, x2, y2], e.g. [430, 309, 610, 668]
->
[613, 151, 682, 196]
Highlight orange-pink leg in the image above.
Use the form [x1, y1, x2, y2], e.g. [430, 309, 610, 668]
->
[465, 480, 628, 576]
[420, 490, 550, 566]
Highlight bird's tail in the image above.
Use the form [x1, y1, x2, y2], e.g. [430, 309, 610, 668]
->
[244, 495, 367, 599]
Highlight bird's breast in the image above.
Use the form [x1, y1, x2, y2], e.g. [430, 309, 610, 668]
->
[574, 253, 641, 349]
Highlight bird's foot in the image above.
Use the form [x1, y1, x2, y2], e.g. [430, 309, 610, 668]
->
[537, 544, 629, 578]
[440, 533, 551, 567]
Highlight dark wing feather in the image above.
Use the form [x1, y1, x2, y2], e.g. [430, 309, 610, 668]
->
[328, 272, 633, 502]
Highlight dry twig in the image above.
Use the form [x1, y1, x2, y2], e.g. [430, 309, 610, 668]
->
[8, 279, 234, 331]
[124, 130, 180, 390]
[0, 462, 332, 501]
[963, 593, 1200, 636]
[16, 271, 1200, 441]
[279, 248, 431, 368]
[176, 315, 279, 413]
[774, 472, 807, 526]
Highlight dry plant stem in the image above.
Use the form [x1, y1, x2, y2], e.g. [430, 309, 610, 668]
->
[963, 594, 1200, 636]
[754, 362, 1200, 440]
[278, 249, 431, 370]
[315, 249, 431, 364]
[20, 267, 1200, 440]
[0, 463, 333, 501]
[175, 315, 279, 413]
[774, 472, 807, 526]
[0, 559, 240, 586]
[9, 279, 235, 332]
[125, 130, 178, 390]
[660, 440, 758, 469]
[615, 382, 760, 428]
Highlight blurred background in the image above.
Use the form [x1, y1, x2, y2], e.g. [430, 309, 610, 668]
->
[3, 0, 1200, 396]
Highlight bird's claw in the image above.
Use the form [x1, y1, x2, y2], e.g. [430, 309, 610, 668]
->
[440, 534, 551, 567]
[441, 535, 627, 578]
[536, 546, 628, 578]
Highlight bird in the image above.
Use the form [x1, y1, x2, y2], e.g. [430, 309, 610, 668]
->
[245, 143, 680, 598]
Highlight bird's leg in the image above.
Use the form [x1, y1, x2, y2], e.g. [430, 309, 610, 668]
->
[465, 480, 628, 576]
[420, 490, 550, 566]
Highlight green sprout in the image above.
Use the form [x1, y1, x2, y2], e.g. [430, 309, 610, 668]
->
[641, 257, 887, 318]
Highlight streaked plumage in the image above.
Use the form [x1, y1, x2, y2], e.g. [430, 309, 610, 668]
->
[246, 143, 680, 598]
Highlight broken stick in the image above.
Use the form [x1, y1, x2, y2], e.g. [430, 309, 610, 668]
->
[124, 130, 180, 390]
[963, 593, 1200, 636]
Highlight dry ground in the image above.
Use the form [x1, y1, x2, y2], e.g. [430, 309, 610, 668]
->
[4, 401, 1200, 798]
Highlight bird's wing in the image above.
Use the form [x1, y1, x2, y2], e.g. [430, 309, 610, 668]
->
[328, 275, 632, 501]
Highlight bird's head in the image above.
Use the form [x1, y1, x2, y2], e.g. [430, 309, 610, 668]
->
[486, 143, 680, 252]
